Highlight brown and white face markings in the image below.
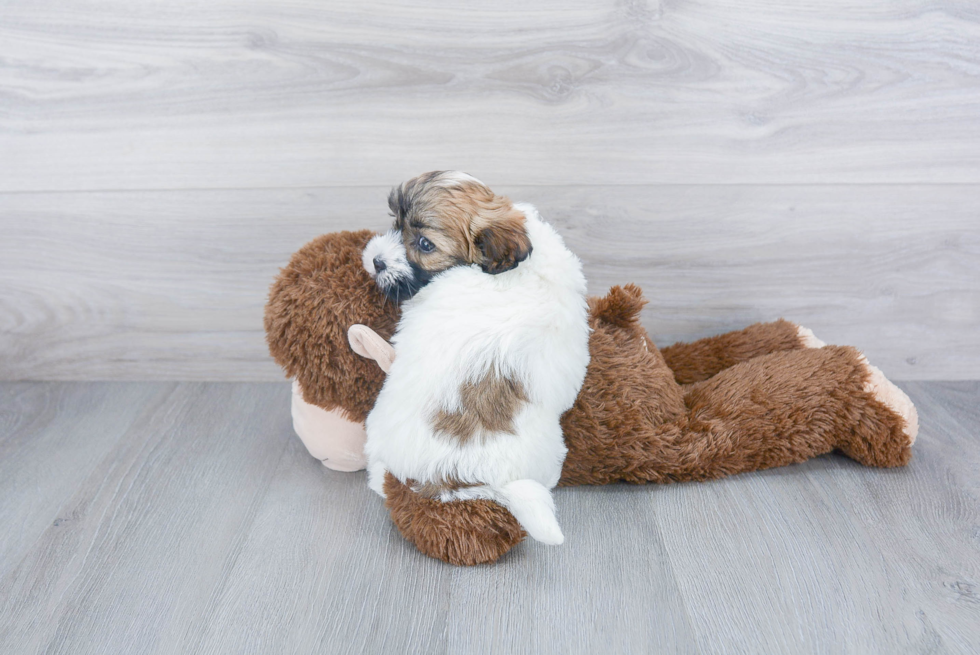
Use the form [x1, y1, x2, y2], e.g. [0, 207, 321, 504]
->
[362, 171, 533, 301]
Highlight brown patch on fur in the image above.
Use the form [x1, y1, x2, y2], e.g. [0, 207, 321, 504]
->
[384, 472, 525, 566]
[433, 370, 529, 443]
[388, 171, 532, 277]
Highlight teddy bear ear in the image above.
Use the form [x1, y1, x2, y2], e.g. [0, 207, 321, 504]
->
[589, 284, 648, 328]
[348, 325, 395, 373]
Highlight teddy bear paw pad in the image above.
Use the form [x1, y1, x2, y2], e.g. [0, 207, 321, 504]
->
[797, 325, 827, 349]
[859, 355, 919, 445]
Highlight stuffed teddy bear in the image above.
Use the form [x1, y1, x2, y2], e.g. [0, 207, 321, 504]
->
[265, 230, 918, 565]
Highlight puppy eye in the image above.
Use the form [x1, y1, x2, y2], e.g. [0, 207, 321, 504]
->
[417, 236, 435, 253]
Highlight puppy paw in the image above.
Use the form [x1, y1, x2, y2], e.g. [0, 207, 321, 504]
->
[796, 325, 827, 349]
[858, 355, 919, 445]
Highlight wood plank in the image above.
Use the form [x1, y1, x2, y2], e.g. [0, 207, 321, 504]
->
[444, 486, 699, 654]
[194, 478, 699, 653]
[0, 382, 292, 655]
[829, 381, 980, 653]
[2, 0, 980, 191]
[0, 381, 977, 652]
[2, 185, 977, 381]
[185, 434, 453, 654]
[654, 381, 980, 654]
[0, 382, 172, 576]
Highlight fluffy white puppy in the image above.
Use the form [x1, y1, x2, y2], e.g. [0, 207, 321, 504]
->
[361, 171, 590, 545]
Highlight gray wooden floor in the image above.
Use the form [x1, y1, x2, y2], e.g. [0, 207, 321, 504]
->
[1, 381, 978, 654]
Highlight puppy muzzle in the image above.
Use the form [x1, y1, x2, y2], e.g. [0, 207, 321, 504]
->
[362, 230, 430, 301]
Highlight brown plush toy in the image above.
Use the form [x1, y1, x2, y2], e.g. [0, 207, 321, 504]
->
[265, 230, 919, 566]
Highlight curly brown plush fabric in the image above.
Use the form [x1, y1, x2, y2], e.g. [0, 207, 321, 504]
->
[265, 231, 915, 566]
[559, 285, 911, 486]
[265, 230, 399, 422]
[383, 473, 526, 566]
[660, 318, 804, 385]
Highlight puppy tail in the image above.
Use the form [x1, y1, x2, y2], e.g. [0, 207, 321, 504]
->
[493, 479, 564, 546]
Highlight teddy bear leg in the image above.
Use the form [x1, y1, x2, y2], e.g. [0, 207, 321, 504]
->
[383, 473, 525, 566]
[636, 346, 916, 482]
[660, 319, 823, 385]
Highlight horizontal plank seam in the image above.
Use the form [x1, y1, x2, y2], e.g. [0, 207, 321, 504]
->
[3, 182, 980, 196]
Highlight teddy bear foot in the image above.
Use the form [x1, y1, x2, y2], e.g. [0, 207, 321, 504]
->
[792, 330, 917, 449]
[796, 325, 827, 349]
[832, 351, 917, 469]
[383, 473, 526, 565]
[859, 354, 919, 445]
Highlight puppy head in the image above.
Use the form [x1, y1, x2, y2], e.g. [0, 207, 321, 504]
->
[362, 171, 532, 300]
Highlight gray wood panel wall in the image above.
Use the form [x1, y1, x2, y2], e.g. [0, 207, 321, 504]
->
[2, 0, 978, 381]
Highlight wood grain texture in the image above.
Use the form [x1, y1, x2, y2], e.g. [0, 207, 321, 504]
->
[444, 487, 699, 654]
[0, 381, 977, 654]
[655, 383, 980, 653]
[0, 382, 172, 577]
[2, 0, 980, 191]
[2, 185, 977, 380]
[0, 383, 292, 655]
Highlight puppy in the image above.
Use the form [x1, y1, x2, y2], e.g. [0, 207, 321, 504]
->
[361, 171, 590, 545]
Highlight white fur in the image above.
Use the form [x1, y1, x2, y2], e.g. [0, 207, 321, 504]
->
[364, 205, 590, 545]
[431, 171, 481, 187]
[362, 229, 412, 286]
[494, 479, 565, 545]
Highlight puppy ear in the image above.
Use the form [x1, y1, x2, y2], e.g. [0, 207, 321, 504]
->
[387, 186, 407, 225]
[473, 211, 532, 275]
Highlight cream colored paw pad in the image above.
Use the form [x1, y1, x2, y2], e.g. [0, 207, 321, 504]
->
[858, 355, 919, 445]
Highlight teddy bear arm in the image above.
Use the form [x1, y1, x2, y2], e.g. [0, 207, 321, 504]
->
[659, 319, 813, 385]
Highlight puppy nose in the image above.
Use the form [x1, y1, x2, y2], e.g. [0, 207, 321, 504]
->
[373, 256, 387, 273]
